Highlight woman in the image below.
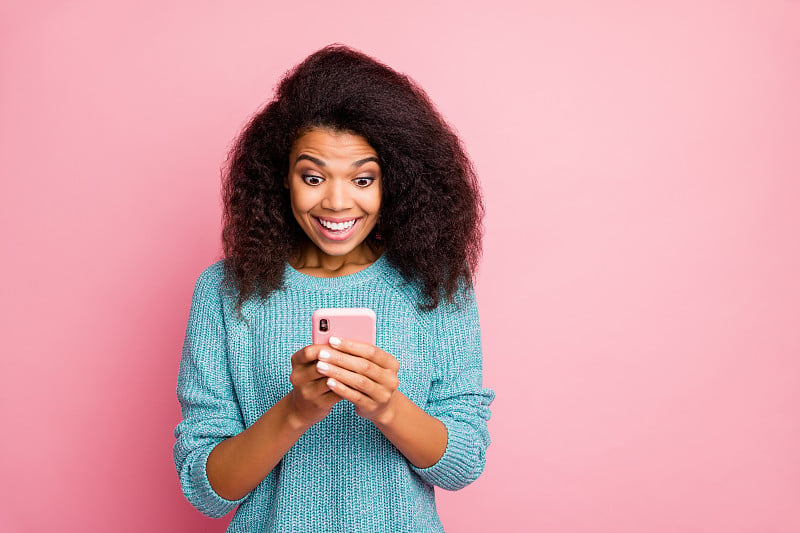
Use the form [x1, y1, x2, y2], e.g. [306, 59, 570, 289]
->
[174, 44, 494, 532]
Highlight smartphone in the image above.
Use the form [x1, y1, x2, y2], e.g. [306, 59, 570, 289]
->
[312, 308, 377, 345]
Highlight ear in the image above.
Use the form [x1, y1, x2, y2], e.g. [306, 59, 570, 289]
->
[284, 176, 289, 189]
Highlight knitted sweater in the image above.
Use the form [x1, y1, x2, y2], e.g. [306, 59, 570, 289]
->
[173, 256, 494, 532]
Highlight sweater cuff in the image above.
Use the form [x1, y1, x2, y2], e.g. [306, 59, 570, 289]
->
[189, 446, 247, 518]
[410, 416, 485, 491]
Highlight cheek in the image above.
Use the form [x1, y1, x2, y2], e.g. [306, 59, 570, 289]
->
[368, 199, 381, 214]
[367, 187, 382, 215]
[288, 185, 315, 214]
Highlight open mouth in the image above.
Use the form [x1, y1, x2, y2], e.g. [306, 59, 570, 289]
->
[313, 216, 361, 241]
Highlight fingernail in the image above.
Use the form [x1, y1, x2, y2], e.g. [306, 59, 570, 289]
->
[327, 378, 337, 388]
[317, 361, 330, 372]
[329, 336, 341, 347]
[318, 349, 330, 360]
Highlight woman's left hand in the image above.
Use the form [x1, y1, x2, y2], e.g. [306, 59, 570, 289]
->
[315, 336, 400, 424]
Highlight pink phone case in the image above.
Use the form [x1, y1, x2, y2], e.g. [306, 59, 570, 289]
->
[312, 308, 377, 345]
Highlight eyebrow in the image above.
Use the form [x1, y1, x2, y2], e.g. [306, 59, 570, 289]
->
[295, 154, 379, 168]
[352, 156, 379, 168]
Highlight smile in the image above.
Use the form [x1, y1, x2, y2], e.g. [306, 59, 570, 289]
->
[316, 217, 357, 231]
[313, 217, 361, 241]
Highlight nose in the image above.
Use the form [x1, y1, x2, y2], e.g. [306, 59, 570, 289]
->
[320, 179, 351, 211]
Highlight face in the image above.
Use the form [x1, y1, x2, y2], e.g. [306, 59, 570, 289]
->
[286, 128, 382, 261]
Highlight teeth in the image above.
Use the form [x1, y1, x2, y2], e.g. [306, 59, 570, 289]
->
[318, 218, 356, 231]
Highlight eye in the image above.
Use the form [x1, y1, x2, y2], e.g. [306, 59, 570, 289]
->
[302, 174, 324, 186]
[353, 177, 375, 188]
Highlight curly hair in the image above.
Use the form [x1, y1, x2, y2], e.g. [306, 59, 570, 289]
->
[221, 44, 483, 312]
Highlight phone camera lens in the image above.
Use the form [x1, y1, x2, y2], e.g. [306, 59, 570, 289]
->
[320, 319, 328, 332]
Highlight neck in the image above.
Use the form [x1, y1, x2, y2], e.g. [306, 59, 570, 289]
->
[290, 241, 383, 277]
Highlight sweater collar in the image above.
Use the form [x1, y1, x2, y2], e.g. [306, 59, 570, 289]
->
[283, 254, 390, 291]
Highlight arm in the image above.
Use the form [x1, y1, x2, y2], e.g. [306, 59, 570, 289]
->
[173, 266, 248, 518]
[315, 337, 448, 468]
[206, 343, 343, 501]
[204, 393, 307, 501]
[315, 288, 494, 488]
[371, 391, 448, 469]
[408, 287, 495, 490]
[174, 266, 340, 514]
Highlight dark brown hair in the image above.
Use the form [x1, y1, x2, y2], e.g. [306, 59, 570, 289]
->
[222, 44, 483, 311]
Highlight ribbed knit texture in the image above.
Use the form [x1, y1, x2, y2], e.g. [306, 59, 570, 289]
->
[173, 256, 494, 532]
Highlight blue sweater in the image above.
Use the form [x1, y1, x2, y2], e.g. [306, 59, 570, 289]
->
[173, 256, 494, 532]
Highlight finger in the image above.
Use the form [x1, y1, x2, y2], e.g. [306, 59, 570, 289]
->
[289, 363, 326, 388]
[318, 349, 386, 383]
[316, 361, 392, 403]
[295, 375, 337, 400]
[325, 377, 378, 411]
[291, 345, 321, 365]
[328, 337, 398, 371]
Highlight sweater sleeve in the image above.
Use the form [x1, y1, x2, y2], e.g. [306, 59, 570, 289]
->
[173, 264, 248, 518]
[411, 286, 495, 490]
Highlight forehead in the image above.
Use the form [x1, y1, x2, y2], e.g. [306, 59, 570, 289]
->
[290, 128, 378, 162]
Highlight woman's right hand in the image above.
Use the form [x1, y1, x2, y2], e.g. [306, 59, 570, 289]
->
[287, 345, 342, 428]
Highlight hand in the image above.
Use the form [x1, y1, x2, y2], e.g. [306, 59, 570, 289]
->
[314, 336, 401, 424]
[287, 345, 343, 428]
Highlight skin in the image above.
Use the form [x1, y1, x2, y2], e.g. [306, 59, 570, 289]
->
[285, 127, 383, 275]
[206, 128, 448, 501]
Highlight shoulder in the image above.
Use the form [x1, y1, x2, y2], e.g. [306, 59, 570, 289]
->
[195, 260, 226, 286]
[424, 283, 479, 329]
[373, 260, 428, 321]
[189, 260, 230, 306]
[377, 260, 479, 328]
[375, 266, 419, 299]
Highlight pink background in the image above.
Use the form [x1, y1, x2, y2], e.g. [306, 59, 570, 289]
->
[1, 1, 799, 531]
